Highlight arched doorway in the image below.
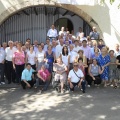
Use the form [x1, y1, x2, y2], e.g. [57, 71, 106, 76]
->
[54, 18, 73, 33]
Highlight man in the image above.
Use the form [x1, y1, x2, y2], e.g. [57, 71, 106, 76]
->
[52, 39, 57, 54]
[89, 26, 99, 41]
[76, 27, 84, 39]
[33, 40, 38, 52]
[59, 27, 66, 36]
[21, 63, 35, 89]
[5, 41, 17, 84]
[44, 39, 51, 52]
[55, 38, 64, 59]
[73, 39, 81, 53]
[68, 62, 86, 93]
[47, 24, 58, 42]
[0, 44, 5, 85]
[114, 44, 120, 57]
[97, 39, 105, 50]
[2, 42, 7, 50]
[80, 37, 91, 62]
[68, 44, 78, 70]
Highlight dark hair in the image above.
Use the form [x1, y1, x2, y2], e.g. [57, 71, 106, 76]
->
[78, 57, 83, 62]
[62, 46, 68, 56]
[109, 50, 114, 53]
[26, 63, 31, 66]
[92, 59, 98, 65]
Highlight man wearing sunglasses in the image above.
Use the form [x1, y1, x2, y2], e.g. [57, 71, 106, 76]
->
[68, 62, 86, 93]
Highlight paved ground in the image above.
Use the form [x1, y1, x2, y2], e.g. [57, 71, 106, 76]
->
[0, 84, 120, 120]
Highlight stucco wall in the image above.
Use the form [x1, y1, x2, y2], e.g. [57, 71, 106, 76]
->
[0, 0, 119, 49]
[77, 0, 120, 49]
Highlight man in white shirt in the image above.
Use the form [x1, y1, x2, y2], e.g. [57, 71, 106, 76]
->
[47, 24, 58, 42]
[68, 62, 86, 93]
[55, 38, 64, 59]
[68, 44, 78, 70]
[59, 27, 66, 36]
[76, 27, 84, 39]
[73, 39, 81, 53]
[114, 44, 120, 57]
[0, 45, 6, 85]
[5, 41, 17, 84]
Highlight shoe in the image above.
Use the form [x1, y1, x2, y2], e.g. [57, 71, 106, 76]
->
[0, 83, 1, 85]
[82, 90, 85, 93]
[61, 90, 64, 94]
[1, 82, 5, 85]
[87, 85, 91, 87]
[39, 90, 42, 94]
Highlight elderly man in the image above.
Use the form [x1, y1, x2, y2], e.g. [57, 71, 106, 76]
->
[68, 62, 86, 93]
[21, 63, 35, 89]
[89, 26, 99, 41]
[47, 24, 58, 42]
[5, 40, 17, 84]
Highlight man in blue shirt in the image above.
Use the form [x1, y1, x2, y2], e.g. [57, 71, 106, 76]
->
[21, 63, 35, 89]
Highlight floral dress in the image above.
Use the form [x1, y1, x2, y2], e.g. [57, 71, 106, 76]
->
[98, 54, 110, 80]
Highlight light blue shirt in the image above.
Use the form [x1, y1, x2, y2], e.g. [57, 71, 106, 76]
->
[21, 68, 34, 81]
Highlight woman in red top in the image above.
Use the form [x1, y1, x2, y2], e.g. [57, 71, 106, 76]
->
[37, 64, 51, 93]
[12, 42, 25, 84]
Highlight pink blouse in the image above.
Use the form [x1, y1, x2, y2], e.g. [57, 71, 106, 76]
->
[38, 69, 50, 81]
[13, 51, 25, 65]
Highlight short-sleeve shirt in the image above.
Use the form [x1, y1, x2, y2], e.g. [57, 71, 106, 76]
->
[36, 51, 45, 63]
[21, 68, 34, 81]
[116, 55, 120, 69]
[13, 51, 25, 65]
[53, 63, 66, 73]
[38, 69, 50, 81]
[68, 69, 84, 83]
[27, 51, 36, 65]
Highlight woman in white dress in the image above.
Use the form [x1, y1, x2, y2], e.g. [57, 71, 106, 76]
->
[60, 46, 69, 71]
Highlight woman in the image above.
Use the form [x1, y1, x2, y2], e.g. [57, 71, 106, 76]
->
[98, 47, 110, 87]
[78, 58, 88, 76]
[109, 50, 117, 88]
[44, 45, 55, 73]
[36, 64, 51, 92]
[87, 59, 104, 87]
[36, 45, 45, 71]
[53, 58, 67, 93]
[92, 48, 100, 62]
[76, 50, 87, 65]
[13, 42, 25, 84]
[60, 46, 69, 68]
[26, 46, 36, 70]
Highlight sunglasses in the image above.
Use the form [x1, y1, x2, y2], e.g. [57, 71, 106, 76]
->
[74, 65, 78, 67]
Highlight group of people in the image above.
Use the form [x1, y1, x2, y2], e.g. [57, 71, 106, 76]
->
[0, 24, 120, 94]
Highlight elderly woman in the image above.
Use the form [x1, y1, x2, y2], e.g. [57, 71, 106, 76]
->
[53, 58, 67, 93]
[98, 47, 110, 87]
[36, 64, 51, 93]
[44, 45, 55, 73]
[87, 59, 104, 87]
[12, 42, 25, 84]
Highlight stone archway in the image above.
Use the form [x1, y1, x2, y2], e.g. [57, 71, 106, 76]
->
[0, 0, 102, 38]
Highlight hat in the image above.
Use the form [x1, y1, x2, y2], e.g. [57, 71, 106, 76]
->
[80, 37, 87, 42]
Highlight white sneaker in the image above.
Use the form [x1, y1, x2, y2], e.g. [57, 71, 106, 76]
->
[1, 82, 5, 85]
[87, 85, 91, 87]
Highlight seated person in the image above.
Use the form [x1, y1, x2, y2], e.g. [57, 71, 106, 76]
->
[36, 64, 51, 92]
[53, 58, 67, 93]
[68, 62, 86, 93]
[87, 59, 104, 87]
[21, 63, 35, 89]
